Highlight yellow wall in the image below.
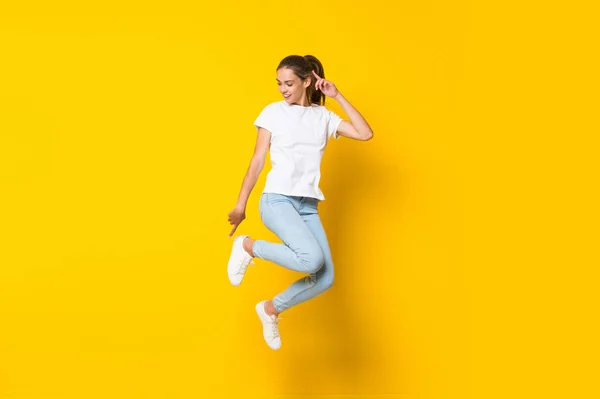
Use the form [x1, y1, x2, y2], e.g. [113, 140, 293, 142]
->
[2, 1, 596, 399]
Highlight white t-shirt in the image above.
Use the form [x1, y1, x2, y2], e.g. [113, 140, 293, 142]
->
[253, 100, 344, 201]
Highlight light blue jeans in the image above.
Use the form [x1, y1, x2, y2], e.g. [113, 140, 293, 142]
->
[252, 193, 334, 313]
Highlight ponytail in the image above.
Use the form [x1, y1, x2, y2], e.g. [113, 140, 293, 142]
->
[303, 55, 326, 106]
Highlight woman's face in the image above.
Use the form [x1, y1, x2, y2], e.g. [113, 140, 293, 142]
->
[276, 67, 311, 105]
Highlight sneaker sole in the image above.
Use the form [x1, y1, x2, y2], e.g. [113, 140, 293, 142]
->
[227, 238, 244, 286]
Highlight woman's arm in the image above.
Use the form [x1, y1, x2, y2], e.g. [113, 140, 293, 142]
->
[333, 92, 374, 141]
[312, 70, 374, 141]
[228, 127, 271, 237]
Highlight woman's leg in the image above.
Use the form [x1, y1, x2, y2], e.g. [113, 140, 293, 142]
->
[250, 194, 334, 350]
[270, 198, 334, 314]
[252, 194, 325, 275]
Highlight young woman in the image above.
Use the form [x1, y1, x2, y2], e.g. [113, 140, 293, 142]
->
[227, 55, 373, 350]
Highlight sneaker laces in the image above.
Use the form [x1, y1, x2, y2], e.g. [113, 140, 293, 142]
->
[268, 315, 282, 339]
[236, 256, 254, 275]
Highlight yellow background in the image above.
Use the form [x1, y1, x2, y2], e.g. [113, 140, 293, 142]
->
[1, 1, 597, 399]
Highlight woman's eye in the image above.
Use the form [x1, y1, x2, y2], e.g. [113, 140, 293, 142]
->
[286, 83, 293, 87]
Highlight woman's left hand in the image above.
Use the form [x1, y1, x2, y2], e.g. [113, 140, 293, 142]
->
[312, 70, 339, 99]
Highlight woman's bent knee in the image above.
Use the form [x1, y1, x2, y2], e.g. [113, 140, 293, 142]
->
[301, 250, 325, 274]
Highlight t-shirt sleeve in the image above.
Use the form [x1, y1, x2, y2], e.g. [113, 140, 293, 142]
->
[253, 104, 275, 133]
[326, 109, 344, 140]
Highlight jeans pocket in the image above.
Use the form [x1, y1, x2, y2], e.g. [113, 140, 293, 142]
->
[262, 193, 295, 221]
[265, 193, 291, 206]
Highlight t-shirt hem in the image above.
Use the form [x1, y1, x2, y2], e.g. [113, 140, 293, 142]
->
[332, 118, 343, 140]
[262, 189, 326, 201]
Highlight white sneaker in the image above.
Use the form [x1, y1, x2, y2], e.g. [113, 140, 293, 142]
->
[227, 235, 254, 286]
[255, 300, 282, 350]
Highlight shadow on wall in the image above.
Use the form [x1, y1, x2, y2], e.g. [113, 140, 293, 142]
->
[277, 138, 409, 396]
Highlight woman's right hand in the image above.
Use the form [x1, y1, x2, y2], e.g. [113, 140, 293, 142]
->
[228, 205, 246, 237]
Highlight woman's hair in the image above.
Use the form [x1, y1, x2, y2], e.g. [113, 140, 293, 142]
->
[277, 55, 326, 105]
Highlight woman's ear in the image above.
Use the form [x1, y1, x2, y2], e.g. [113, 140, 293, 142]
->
[304, 77, 312, 88]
